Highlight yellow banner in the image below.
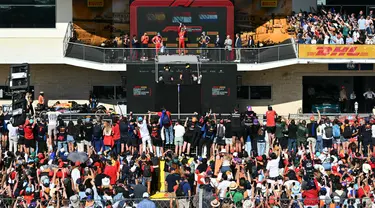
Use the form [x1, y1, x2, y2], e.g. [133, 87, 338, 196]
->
[298, 45, 375, 59]
[261, 0, 277, 7]
[88, 0, 104, 7]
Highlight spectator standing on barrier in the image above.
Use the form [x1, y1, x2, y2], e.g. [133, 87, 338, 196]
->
[174, 119, 185, 157]
[37, 91, 45, 110]
[137, 115, 153, 154]
[234, 33, 242, 62]
[112, 116, 121, 155]
[224, 35, 232, 61]
[363, 88, 375, 112]
[47, 109, 61, 151]
[151, 108, 173, 147]
[66, 120, 75, 153]
[92, 117, 104, 153]
[56, 119, 67, 152]
[7, 121, 18, 152]
[75, 118, 85, 152]
[231, 108, 243, 153]
[84, 117, 94, 155]
[103, 120, 113, 151]
[265, 105, 277, 146]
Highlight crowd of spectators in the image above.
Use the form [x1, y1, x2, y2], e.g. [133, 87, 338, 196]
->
[288, 9, 375, 44]
[3, 105, 375, 208]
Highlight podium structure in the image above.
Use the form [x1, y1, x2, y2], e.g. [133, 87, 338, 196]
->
[155, 55, 201, 83]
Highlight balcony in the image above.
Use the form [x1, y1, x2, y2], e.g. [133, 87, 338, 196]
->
[64, 41, 297, 65]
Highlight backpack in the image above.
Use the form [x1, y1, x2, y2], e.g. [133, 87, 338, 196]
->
[217, 124, 225, 138]
[343, 125, 352, 138]
[324, 126, 333, 138]
[176, 182, 186, 197]
[333, 125, 341, 138]
[161, 112, 171, 126]
[143, 165, 151, 177]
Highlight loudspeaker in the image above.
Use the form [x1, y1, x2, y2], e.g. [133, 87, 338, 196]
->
[10, 92, 27, 127]
[9, 63, 30, 91]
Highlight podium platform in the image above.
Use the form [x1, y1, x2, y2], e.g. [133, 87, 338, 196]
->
[157, 54, 199, 64]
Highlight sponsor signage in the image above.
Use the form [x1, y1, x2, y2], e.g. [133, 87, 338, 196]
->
[172, 12, 192, 23]
[299, 45, 374, 58]
[212, 86, 230, 96]
[199, 12, 218, 22]
[133, 86, 152, 96]
[87, 0, 104, 7]
[261, 0, 277, 7]
[146, 13, 166, 21]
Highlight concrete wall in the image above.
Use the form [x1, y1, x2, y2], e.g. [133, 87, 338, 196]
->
[0, 0, 72, 64]
[237, 64, 375, 115]
[0, 64, 122, 107]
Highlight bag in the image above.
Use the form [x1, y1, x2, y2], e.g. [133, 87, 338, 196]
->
[217, 124, 225, 138]
[333, 125, 341, 138]
[176, 182, 186, 197]
[343, 125, 352, 138]
[143, 165, 151, 177]
[324, 126, 333, 138]
[161, 112, 171, 126]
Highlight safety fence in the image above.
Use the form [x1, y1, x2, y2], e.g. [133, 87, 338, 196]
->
[3, 195, 371, 208]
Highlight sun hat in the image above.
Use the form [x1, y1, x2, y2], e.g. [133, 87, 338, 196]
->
[363, 163, 371, 174]
[229, 181, 238, 190]
[210, 199, 220, 207]
[69, 194, 80, 208]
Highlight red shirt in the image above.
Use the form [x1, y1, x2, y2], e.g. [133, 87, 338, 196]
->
[104, 165, 117, 185]
[302, 189, 319, 206]
[152, 36, 162, 44]
[178, 27, 186, 40]
[266, 110, 277, 127]
[112, 124, 120, 140]
[24, 125, 34, 140]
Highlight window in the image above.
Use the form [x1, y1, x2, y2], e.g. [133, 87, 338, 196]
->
[237, 86, 272, 100]
[0, 86, 34, 100]
[0, 0, 56, 28]
[237, 86, 249, 99]
[93, 86, 127, 100]
[250, 86, 272, 99]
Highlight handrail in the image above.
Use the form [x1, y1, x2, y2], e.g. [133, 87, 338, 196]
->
[63, 21, 73, 56]
[67, 40, 296, 50]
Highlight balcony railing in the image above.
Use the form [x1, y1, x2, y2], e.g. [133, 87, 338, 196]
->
[64, 41, 297, 64]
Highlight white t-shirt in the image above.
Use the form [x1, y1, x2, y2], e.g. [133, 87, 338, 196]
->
[138, 122, 150, 138]
[47, 112, 61, 126]
[71, 168, 81, 185]
[266, 156, 280, 178]
[174, 125, 185, 138]
[217, 180, 231, 198]
[372, 125, 375, 138]
[7, 123, 18, 138]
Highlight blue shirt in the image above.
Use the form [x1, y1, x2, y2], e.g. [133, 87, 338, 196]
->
[181, 181, 191, 196]
[137, 199, 156, 208]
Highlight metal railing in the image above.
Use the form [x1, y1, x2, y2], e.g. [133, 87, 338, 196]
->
[63, 21, 73, 56]
[64, 41, 297, 64]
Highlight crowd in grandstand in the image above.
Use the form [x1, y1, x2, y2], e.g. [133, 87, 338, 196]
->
[1, 104, 375, 208]
[288, 9, 375, 44]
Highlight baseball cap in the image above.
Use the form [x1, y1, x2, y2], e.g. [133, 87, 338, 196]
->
[143, 192, 150, 198]
[138, 117, 143, 122]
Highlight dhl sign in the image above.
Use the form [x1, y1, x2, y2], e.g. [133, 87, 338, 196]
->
[299, 45, 374, 59]
[87, 0, 104, 7]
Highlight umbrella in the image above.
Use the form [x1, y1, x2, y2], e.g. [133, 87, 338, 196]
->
[67, 152, 88, 163]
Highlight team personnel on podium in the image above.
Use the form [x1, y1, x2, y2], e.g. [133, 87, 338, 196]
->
[152, 33, 163, 56]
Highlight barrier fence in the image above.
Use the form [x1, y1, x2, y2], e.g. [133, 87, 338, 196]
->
[3, 196, 371, 208]
[64, 41, 297, 64]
